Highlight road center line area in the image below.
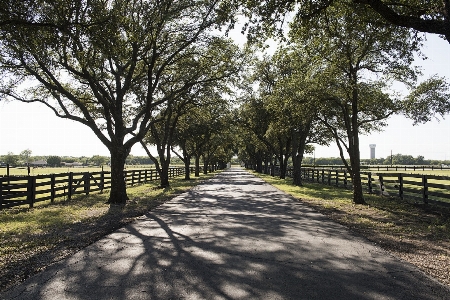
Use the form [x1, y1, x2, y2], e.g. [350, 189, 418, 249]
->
[2, 167, 449, 300]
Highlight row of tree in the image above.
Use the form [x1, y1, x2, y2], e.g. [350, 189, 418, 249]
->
[234, 1, 450, 204]
[1, 1, 450, 205]
[0, 1, 244, 202]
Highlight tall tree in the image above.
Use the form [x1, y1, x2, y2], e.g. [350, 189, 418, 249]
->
[289, 2, 449, 203]
[20, 149, 32, 164]
[46, 155, 61, 167]
[0, 0, 233, 203]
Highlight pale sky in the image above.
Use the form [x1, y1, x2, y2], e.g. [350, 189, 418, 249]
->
[0, 34, 449, 160]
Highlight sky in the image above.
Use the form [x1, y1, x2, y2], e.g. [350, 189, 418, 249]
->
[0, 33, 449, 160]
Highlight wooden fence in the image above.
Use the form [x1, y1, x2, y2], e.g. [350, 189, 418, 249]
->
[0, 167, 194, 210]
[294, 168, 450, 207]
[302, 165, 450, 171]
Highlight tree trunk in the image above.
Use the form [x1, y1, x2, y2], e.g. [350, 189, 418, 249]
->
[264, 156, 269, 174]
[203, 155, 209, 174]
[256, 152, 263, 173]
[270, 159, 275, 177]
[350, 71, 366, 205]
[108, 147, 129, 204]
[352, 169, 365, 204]
[292, 154, 302, 186]
[291, 127, 309, 186]
[291, 131, 302, 186]
[350, 131, 365, 204]
[160, 166, 170, 188]
[184, 159, 191, 180]
[280, 154, 289, 179]
[158, 148, 171, 188]
[195, 155, 200, 177]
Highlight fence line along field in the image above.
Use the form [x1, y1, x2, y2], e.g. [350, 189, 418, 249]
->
[0, 165, 163, 177]
[0, 166, 194, 210]
[295, 167, 450, 207]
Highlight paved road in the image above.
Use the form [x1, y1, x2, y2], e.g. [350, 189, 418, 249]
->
[2, 168, 449, 299]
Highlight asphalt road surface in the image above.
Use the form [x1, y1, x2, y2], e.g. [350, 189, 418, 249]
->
[2, 167, 449, 299]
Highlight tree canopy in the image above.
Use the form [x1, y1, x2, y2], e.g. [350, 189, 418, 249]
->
[0, 0, 236, 203]
[234, 0, 450, 43]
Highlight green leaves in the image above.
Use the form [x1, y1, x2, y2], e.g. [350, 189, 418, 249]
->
[403, 76, 450, 124]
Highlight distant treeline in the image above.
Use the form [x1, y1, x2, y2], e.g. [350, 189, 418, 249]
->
[0, 152, 155, 167]
[2, 152, 449, 168]
[303, 154, 450, 166]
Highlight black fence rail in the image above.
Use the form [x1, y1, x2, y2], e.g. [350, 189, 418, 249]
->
[296, 167, 450, 207]
[0, 167, 194, 210]
[302, 165, 450, 171]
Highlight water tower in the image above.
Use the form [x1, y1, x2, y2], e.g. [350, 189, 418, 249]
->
[369, 144, 376, 159]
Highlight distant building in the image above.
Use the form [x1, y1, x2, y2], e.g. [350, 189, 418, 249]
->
[30, 160, 47, 167]
[369, 144, 376, 159]
[61, 162, 83, 167]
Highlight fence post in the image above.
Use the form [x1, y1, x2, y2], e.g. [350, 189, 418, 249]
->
[321, 169, 325, 184]
[344, 171, 348, 188]
[100, 171, 104, 193]
[335, 170, 339, 186]
[68, 172, 73, 200]
[84, 172, 90, 195]
[398, 174, 403, 199]
[0, 179, 3, 210]
[328, 170, 331, 185]
[51, 174, 56, 203]
[368, 172, 372, 194]
[379, 175, 384, 195]
[27, 176, 36, 208]
[422, 175, 428, 204]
